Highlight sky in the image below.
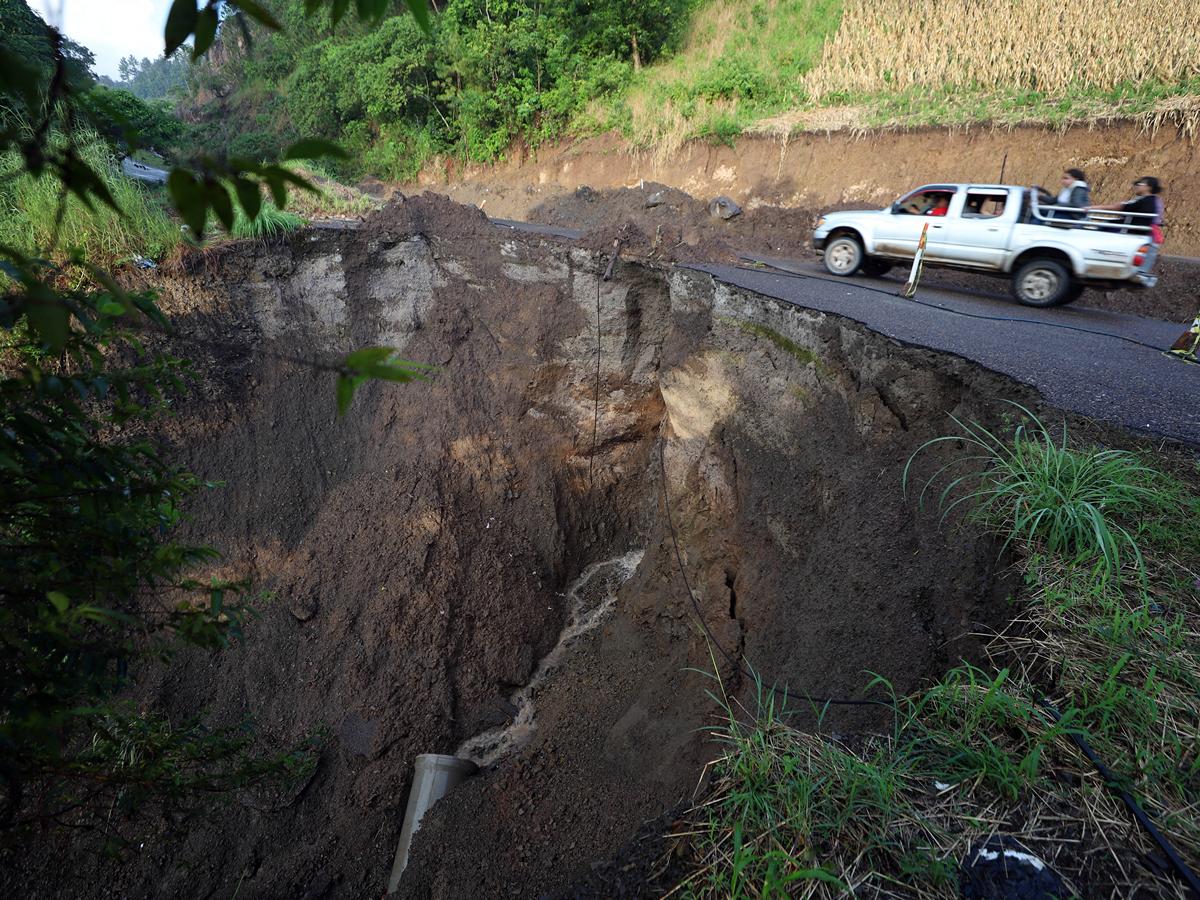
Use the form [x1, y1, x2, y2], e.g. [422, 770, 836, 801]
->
[31, 0, 174, 80]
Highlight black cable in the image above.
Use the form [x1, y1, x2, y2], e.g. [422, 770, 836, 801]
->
[727, 260, 1174, 356]
[655, 434, 891, 710]
[1038, 701, 1200, 897]
[588, 271, 600, 495]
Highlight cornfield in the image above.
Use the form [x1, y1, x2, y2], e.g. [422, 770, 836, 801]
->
[805, 0, 1200, 99]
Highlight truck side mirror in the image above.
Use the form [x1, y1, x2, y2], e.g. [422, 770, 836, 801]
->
[890, 201, 901, 214]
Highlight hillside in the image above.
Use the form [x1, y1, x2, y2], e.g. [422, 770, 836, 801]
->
[605, 0, 1200, 150]
[182, 0, 1200, 179]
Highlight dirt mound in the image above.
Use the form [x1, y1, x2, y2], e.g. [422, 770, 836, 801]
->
[3, 194, 1126, 899]
[533, 181, 822, 263]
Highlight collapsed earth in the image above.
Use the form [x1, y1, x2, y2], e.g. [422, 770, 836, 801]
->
[2, 2, 1200, 899]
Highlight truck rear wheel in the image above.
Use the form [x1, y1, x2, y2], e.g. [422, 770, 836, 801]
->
[823, 234, 863, 276]
[1012, 258, 1071, 307]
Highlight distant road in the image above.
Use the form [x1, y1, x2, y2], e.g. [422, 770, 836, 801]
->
[121, 158, 168, 184]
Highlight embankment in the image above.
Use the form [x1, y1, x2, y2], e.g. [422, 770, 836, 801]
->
[404, 123, 1200, 256]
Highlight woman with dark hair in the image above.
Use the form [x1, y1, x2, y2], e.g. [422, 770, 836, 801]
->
[1057, 168, 1090, 210]
[1037, 168, 1090, 222]
[1090, 176, 1164, 267]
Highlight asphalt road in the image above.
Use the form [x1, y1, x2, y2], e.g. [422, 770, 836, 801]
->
[498, 218, 1200, 444]
[121, 158, 168, 184]
[696, 255, 1199, 446]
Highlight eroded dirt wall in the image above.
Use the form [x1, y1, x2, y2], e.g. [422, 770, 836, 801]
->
[7, 199, 1062, 898]
[407, 124, 1200, 255]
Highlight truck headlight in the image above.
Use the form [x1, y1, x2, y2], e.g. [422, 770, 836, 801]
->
[816, 216, 827, 229]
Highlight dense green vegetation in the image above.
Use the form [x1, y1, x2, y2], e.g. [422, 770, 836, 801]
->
[0, 130, 180, 267]
[190, 0, 693, 178]
[106, 50, 191, 100]
[182, 0, 1200, 179]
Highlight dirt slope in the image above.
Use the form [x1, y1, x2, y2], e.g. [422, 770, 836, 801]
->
[3, 195, 1172, 898]
[402, 124, 1200, 255]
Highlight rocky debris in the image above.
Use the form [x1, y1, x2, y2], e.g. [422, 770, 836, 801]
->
[708, 195, 742, 220]
[575, 184, 598, 202]
[289, 593, 319, 622]
[644, 191, 667, 209]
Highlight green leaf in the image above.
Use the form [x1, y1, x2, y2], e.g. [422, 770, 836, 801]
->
[209, 182, 235, 233]
[47, 591, 70, 613]
[25, 295, 71, 352]
[234, 0, 283, 30]
[283, 139, 349, 161]
[402, 0, 432, 32]
[167, 170, 207, 237]
[192, 7, 219, 59]
[330, 0, 351, 25]
[355, 0, 389, 21]
[165, 0, 198, 56]
[234, 178, 262, 222]
[345, 346, 395, 368]
[263, 172, 287, 209]
[335, 374, 357, 416]
[304, 0, 323, 14]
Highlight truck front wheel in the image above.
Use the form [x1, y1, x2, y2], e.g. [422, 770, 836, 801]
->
[1012, 258, 1072, 307]
[823, 234, 864, 276]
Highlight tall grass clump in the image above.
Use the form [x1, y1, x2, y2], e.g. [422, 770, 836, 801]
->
[904, 405, 1164, 579]
[229, 200, 305, 239]
[806, 0, 1200, 100]
[0, 130, 179, 269]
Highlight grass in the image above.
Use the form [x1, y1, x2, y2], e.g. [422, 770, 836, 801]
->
[731, 319, 823, 370]
[579, 0, 844, 157]
[903, 405, 1165, 580]
[671, 407, 1200, 897]
[229, 199, 305, 240]
[0, 130, 180, 271]
[805, 0, 1200, 101]
[568, 0, 1200, 156]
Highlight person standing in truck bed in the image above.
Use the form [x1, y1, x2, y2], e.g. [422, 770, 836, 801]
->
[1051, 168, 1090, 220]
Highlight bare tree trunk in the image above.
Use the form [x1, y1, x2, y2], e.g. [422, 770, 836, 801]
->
[631, 32, 641, 70]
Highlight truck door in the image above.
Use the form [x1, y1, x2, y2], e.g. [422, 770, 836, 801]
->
[872, 186, 959, 260]
[935, 188, 1015, 269]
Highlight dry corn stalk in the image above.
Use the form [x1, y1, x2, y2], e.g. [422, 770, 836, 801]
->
[805, 0, 1200, 99]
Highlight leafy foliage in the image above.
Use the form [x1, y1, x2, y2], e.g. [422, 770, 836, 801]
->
[76, 85, 185, 156]
[187, 0, 692, 177]
[0, 130, 180, 269]
[110, 50, 191, 101]
[0, 0, 431, 844]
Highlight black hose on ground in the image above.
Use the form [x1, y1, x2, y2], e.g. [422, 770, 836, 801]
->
[1038, 701, 1200, 897]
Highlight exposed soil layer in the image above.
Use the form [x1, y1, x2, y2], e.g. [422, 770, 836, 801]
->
[3, 194, 1182, 899]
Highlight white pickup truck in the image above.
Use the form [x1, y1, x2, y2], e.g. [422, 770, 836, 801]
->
[812, 183, 1159, 307]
